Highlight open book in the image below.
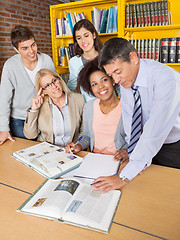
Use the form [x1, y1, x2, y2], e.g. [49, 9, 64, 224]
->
[12, 142, 83, 179]
[17, 178, 121, 234]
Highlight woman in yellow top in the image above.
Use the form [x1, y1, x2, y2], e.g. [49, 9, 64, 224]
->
[24, 68, 85, 146]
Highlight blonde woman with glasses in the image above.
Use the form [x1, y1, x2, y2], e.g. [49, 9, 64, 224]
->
[24, 69, 85, 146]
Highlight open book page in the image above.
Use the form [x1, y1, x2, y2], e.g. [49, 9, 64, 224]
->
[18, 178, 121, 233]
[63, 183, 121, 233]
[74, 153, 120, 180]
[37, 151, 83, 178]
[12, 142, 83, 178]
[18, 178, 82, 220]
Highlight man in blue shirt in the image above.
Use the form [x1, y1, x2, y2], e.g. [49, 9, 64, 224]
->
[91, 37, 180, 193]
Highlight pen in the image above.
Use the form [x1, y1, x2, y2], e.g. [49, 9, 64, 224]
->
[74, 175, 95, 180]
[75, 136, 83, 145]
[69, 136, 83, 154]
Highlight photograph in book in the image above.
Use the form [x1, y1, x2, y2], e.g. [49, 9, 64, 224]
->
[17, 178, 121, 234]
[12, 142, 83, 179]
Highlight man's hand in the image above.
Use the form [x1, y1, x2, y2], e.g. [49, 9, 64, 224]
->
[91, 174, 127, 193]
[0, 131, 15, 145]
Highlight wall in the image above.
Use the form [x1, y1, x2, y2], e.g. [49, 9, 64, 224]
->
[0, 0, 63, 77]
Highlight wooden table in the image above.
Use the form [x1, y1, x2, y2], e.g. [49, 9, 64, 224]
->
[0, 138, 179, 240]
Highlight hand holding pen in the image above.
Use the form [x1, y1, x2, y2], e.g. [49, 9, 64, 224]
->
[65, 136, 83, 154]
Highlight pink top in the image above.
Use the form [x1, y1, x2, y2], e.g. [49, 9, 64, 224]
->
[93, 98, 121, 155]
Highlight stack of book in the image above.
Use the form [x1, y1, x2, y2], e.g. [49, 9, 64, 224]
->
[55, 12, 86, 36]
[91, 6, 117, 33]
[58, 43, 75, 66]
[130, 37, 180, 63]
[160, 37, 180, 63]
[130, 38, 161, 61]
[126, 0, 171, 28]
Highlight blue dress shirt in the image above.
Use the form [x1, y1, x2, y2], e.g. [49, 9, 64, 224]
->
[120, 59, 180, 180]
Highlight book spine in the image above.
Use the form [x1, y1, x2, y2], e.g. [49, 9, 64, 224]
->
[150, 2, 154, 26]
[126, 4, 130, 28]
[176, 37, 180, 63]
[144, 39, 148, 58]
[143, 3, 147, 27]
[164, 0, 169, 25]
[140, 39, 144, 58]
[161, 0, 165, 25]
[155, 38, 160, 61]
[139, 3, 144, 27]
[68, 43, 75, 58]
[161, 38, 169, 63]
[91, 11, 94, 26]
[132, 4, 137, 27]
[136, 4, 141, 27]
[58, 46, 61, 66]
[112, 5, 118, 32]
[137, 39, 141, 57]
[151, 38, 156, 60]
[67, 12, 73, 35]
[146, 3, 151, 26]
[129, 4, 133, 28]
[153, 2, 158, 26]
[168, 38, 176, 63]
[147, 39, 152, 59]
[157, 1, 162, 26]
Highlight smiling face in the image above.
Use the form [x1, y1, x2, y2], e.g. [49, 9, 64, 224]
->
[40, 74, 64, 100]
[90, 70, 114, 101]
[14, 38, 38, 64]
[103, 52, 140, 88]
[75, 27, 96, 54]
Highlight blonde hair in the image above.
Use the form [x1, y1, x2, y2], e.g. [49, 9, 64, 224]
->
[34, 68, 71, 118]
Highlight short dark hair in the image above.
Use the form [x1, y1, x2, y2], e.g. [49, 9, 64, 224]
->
[73, 19, 103, 56]
[98, 37, 138, 68]
[11, 25, 35, 50]
[77, 57, 100, 96]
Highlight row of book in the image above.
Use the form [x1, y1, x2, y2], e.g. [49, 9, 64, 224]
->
[55, 12, 86, 36]
[58, 43, 75, 66]
[129, 37, 180, 63]
[91, 6, 117, 33]
[126, 0, 171, 28]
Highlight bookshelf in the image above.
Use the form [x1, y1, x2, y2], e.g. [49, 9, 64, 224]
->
[50, 0, 180, 74]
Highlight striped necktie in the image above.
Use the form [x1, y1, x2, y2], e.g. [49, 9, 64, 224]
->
[128, 86, 142, 155]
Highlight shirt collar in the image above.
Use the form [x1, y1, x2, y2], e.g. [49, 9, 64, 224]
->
[134, 59, 148, 88]
[49, 92, 68, 107]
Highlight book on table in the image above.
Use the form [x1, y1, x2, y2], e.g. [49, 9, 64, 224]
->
[17, 177, 121, 234]
[12, 142, 83, 179]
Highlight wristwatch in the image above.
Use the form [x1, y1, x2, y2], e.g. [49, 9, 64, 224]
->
[119, 173, 130, 184]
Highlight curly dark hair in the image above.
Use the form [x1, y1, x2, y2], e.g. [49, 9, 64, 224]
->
[77, 57, 100, 96]
[73, 19, 103, 56]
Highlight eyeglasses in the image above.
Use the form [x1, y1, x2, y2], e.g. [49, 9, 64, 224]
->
[42, 78, 58, 90]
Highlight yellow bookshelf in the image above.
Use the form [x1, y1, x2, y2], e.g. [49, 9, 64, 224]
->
[50, 0, 180, 74]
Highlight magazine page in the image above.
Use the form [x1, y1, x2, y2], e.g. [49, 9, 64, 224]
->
[63, 183, 121, 232]
[19, 178, 83, 220]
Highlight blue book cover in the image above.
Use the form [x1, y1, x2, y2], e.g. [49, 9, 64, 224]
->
[106, 7, 114, 33]
[99, 9, 109, 33]
[112, 5, 118, 32]
[67, 12, 73, 34]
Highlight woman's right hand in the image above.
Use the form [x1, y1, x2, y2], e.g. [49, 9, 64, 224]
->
[31, 88, 44, 110]
[65, 142, 82, 154]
